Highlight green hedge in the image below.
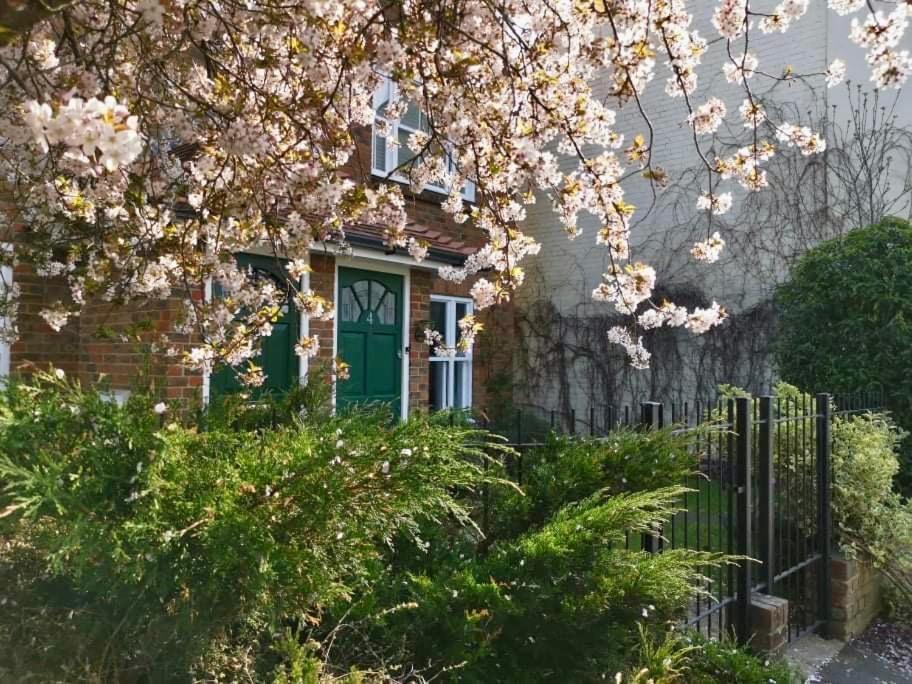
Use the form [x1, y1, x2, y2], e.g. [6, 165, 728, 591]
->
[774, 216, 912, 492]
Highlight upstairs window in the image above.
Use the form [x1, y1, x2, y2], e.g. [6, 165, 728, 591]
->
[372, 78, 476, 202]
[428, 295, 473, 411]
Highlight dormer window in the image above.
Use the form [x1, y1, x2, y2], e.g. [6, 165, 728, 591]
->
[371, 77, 476, 202]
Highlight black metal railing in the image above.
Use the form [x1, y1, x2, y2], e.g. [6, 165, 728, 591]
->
[463, 388, 883, 644]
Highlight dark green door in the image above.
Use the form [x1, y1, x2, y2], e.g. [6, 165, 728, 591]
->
[210, 253, 299, 401]
[337, 268, 403, 417]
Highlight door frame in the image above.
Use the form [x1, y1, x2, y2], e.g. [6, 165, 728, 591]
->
[334, 255, 411, 419]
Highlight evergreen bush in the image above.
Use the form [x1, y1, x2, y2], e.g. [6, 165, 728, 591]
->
[774, 216, 912, 492]
[0, 370, 766, 681]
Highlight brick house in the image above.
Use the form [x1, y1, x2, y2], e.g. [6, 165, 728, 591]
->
[0, 77, 512, 418]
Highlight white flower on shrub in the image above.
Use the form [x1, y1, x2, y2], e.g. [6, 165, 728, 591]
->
[41, 307, 71, 332]
[154, 402, 167, 414]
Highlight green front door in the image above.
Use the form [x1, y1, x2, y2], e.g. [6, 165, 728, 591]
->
[337, 268, 403, 417]
[210, 253, 299, 401]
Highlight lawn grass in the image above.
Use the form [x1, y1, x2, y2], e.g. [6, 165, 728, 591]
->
[625, 479, 734, 552]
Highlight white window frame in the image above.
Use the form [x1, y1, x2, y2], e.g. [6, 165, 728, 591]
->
[0, 243, 12, 379]
[372, 77, 476, 202]
[428, 295, 473, 411]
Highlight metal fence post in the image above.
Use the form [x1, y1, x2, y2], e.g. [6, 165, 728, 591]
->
[516, 408, 524, 486]
[758, 396, 775, 594]
[735, 396, 753, 643]
[641, 401, 664, 553]
[816, 393, 833, 637]
[640, 401, 661, 430]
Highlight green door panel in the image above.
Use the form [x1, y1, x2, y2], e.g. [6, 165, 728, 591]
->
[210, 253, 299, 401]
[340, 330, 367, 395]
[337, 267, 403, 417]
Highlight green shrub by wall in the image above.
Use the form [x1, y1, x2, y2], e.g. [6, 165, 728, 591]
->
[775, 216, 912, 492]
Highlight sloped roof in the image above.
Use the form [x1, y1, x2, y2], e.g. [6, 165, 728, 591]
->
[344, 221, 477, 264]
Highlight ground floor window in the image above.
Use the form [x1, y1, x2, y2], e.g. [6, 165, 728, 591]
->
[428, 295, 473, 411]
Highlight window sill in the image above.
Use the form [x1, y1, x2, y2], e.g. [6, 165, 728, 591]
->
[370, 171, 475, 204]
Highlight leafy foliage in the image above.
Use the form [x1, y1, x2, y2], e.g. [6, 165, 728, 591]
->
[831, 412, 912, 615]
[488, 428, 699, 540]
[619, 627, 798, 683]
[318, 487, 727, 682]
[0, 370, 503, 680]
[774, 216, 912, 491]
[0, 371, 756, 681]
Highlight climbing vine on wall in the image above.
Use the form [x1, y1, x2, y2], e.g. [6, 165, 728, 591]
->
[508, 86, 912, 412]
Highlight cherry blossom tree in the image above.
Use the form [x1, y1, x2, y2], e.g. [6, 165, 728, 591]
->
[0, 0, 908, 375]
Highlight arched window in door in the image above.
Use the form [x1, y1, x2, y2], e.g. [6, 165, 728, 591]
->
[339, 279, 397, 326]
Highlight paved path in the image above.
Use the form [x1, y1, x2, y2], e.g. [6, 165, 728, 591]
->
[816, 642, 912, 683]
[785, 620, 912, 684]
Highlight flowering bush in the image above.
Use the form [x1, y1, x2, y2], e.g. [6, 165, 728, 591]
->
[0, 0, 906, 372]
[831, 412, 912, 616]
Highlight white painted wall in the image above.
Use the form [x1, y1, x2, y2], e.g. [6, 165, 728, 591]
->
[516, 4, 857, 410]
[826, 11, 912, 223]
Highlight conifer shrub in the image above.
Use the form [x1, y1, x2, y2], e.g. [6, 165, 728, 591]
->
[0, 369, 503, 679]
[0, 370, 753, 681]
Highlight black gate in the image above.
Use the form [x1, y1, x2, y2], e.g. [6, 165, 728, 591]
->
[477, 389, 882, 644]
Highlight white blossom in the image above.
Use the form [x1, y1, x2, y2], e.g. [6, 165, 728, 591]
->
[685, 302, 728, 334]
[825, 59, 847, 88]
[690, 232, 726, 264]
[688, 98, 727, 135]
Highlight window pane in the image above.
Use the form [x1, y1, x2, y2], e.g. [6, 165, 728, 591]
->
[429, 361, 448, 411]
[340, 286, 361, 322]
[455, 302, 470, 356]
[402, 100, 421, 130]
[454, 360, 470, 408]
[373, 129, 387, 171]
[430, 300, 447, 335]
[398, 128, 419, 168]
[377, 292, 396, 325]
[370, 281, 386, 310]
[352, 280, 369, 309]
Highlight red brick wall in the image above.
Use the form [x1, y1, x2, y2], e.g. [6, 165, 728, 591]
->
[8, 263, 203, 403]
[409, 269, 432, 414]
[75, 290, 204, 402]
[308, 252, 337, 385]
[9, 264, 80, 377]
